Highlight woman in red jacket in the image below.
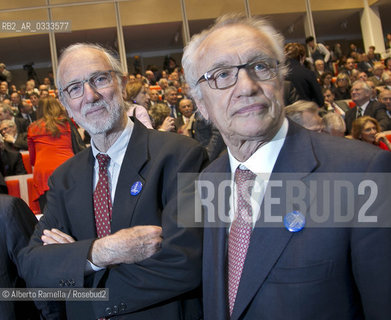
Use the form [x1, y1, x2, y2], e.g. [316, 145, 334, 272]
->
[351, 116, 391, 151]
[28, 97, 74, 211]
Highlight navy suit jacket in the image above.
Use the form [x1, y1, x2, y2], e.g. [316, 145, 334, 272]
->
[20, 118, 207, 319]
[201, 120, 391, 320]
[345, 100, 388, 133]
[0, 195, 64, 319]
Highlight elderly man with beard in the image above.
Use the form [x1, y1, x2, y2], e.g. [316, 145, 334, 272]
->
[182, 14, 391, 320]
[19, 43, 207, 319]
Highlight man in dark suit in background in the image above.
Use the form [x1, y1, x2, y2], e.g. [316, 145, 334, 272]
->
[0, 135, 27, 193]
[0, 194, 64, 319]
[0, 119, 28, 152]
[182, 14, 391, 320]
[175, 98, 194, 133]
[20, 43, 206, 319]
[284, 42, 324, 107]
[345, 80, 388, 133]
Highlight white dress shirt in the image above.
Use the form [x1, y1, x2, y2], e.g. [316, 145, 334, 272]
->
[228, 118, 288, 228]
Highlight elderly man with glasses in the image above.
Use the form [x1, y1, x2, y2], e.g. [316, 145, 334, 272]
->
[0, 119, 28, 152]
[183, 14, 391, 320]
[20, 43, 207, 319]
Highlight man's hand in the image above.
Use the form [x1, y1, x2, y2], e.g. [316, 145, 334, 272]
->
[89, 226, 163, 268]
[3, 133, 15, 144]
[41, 228, 75, 245]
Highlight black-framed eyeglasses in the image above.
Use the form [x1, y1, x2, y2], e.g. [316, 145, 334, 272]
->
[196, 60, 279, 90]
[60, 70, 117, 99]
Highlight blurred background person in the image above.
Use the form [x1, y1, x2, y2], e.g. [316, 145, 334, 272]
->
[358, 72, 369, 81]
[314, 59, 326, 81]
[322, 113, 346, 137]
[384, 57, 391, 71]
[319, 71, 334, 91]
[305, 36, 331, 67]
[17, 99, 37, 124]
[284, 42, 324, 107]
[368, 62, 385, 87]
[351, 116, 391, 150]
[149, 103, 175, 132]
[175, 98, 195, 135]
[148, 88, 160, 107]
[0, 119, 28, 151]
[0, 63, 12, 84]
[124, 80, 153, 129]
[0, 135, 27, 194]
[0, 135, 27, 176]
[27, 96, 75, 211]
[285, 100, 324, 132]
[323, 88, 349, 118]
[333, 73, 351, 100]
[0, 82, 9, 102]
[379, 89, 391, 130]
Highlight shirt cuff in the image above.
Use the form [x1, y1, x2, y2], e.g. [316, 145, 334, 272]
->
[85, 259, 105, 275]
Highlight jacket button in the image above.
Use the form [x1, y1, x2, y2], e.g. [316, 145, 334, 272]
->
[105, 307, 112, 316]
[119, 302, 126, 311]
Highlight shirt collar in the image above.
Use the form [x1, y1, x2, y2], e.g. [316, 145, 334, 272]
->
[358, 100, 370, 113]
[228, 118, 288, 174]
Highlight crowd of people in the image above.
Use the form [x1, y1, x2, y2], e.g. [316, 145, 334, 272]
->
[0, 15, 390, 319]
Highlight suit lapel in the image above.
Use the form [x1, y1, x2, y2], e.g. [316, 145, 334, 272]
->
[65, 150, 97, 239]
[202, 153, 231, 320]
[231, 121, 319, 320]
[111, 118, 149, 232]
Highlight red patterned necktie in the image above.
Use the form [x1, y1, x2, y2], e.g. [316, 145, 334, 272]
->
[228, 167, 256, 316]
[94, 153, 112, 238]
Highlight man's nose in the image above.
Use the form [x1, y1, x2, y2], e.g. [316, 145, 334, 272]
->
[234, 68, 259, 96]
[83, 82, 100, 101]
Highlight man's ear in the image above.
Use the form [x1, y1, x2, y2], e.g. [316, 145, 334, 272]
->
[194, 98, 209, 121]
[121, 76, 128, 99]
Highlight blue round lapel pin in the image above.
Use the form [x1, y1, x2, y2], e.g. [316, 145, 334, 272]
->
[130, 181, 143, 196]
[284, 211, 305, 232]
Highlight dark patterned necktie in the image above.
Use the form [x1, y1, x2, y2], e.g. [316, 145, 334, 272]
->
[94, 153, 112, 238]
[228, 167, 256, 315]
[357, 107, 363, 117]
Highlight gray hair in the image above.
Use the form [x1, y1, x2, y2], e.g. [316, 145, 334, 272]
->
[164, 86, 177, 95]
[285, 100, 319, 126]
[379, 88, 391, 100]
[0, 119, 15, 128]
[56, 43, 124, 104]
[182, 13, 287, 101]
[0, 104, 13, 117]
[352, 80, 372, 94]
[322, 112, 346, 136]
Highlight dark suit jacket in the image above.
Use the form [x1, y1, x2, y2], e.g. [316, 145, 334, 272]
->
[174, 115, 185, 131]
[283, 80, 300, 106]
[4, 132, 28, 152]
[0, 195, 64, 319]
[285, 59, 324, 107]
[201, 121, 391, 320]
[14, 116, 29, 134]
[345, 100, 388, 133]
[0, 148, 27, 176]
[16, 111, 37, 125]
[20, 118, 207, 319]
[0, 149, 27, 193]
